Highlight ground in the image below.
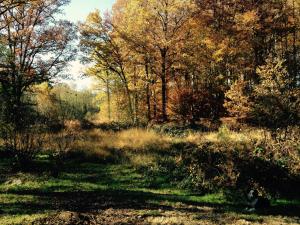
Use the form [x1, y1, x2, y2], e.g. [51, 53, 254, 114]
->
[0, 159, 299, 225]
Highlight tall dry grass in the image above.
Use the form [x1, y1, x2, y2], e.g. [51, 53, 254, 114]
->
[60, 128, 173, 165]
[185, 126, 267, 145]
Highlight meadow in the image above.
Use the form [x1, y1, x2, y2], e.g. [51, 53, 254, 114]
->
[0, 122, 299, 225]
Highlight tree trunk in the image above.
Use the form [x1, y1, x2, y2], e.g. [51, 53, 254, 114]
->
[145, 62, 151, 122]
[119, 68, 135, 123]
[153, 88, 157, 120]
[105, 73, 111, 121]
[160, 48, 168, 121]
[292, 0, 298, 86]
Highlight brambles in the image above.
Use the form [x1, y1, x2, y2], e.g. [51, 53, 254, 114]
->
[0, 123, 46, 170]
[46, 121, 82, 177]
[138, 126, 300, 198]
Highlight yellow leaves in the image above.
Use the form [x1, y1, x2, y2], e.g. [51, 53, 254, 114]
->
[224, 78, 252, 118]
[80, 10, 103, 37]
[239, 10, 258, 24]
[203, 38, 214, 49]
[255, 57, 291, 97]
[86, 10, 102, 24]
[212, 39, 230, 63]
[213, 49, 225, 63]
[235, 10, 259, 32]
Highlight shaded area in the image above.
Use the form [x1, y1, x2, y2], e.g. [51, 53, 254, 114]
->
[1, 188, 300, 217]
[0, 156, 300, 224]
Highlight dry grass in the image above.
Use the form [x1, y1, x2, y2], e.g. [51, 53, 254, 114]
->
[74, 128, 171, 151]
[36, 124, 300, 178]
[0, 214, 48, 225]
[40, 125, 273, 168]
[45, 128, 174, 165]
[185, 126, 267, 145]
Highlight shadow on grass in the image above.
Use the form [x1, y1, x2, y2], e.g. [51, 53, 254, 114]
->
[1, 187, 300, 218]
[0, 158, 299, 221]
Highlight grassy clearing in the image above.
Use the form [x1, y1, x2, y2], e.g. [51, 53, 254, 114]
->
[0, 126, 299, 224]
[0, 158, 299, 225]
[62, 126, 270, 166]
[185, 126, 266, 144]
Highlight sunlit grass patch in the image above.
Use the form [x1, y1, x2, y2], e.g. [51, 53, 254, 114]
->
[103, 128, 170, 150]
[65, 128, 173, 165]
[272, 199, 300, 206]
[185, 126, 266, 144]
[146, 214, 197, 225]
[0, 213, 48, 225]
[0, 193, 38, 207]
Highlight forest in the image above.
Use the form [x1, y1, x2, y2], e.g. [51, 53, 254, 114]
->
[0, 0, 299, 224]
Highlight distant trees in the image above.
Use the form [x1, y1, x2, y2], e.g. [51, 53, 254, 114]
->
[34, 83, 99, 124]
[79, 10, 135, 123]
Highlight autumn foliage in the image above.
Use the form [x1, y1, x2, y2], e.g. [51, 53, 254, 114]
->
[78, 0, 300, 127]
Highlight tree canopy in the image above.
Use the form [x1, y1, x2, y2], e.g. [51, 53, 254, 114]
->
[79, 0, 299, 126]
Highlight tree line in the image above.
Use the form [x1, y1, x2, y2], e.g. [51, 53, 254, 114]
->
[0, 0, 299, 131]
[80, 0, 300, 127]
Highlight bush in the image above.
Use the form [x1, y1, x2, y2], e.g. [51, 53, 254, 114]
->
[252, 57, 299, 128]
[149, 128, 300, 198]
[46, 125, 81, 177]
[170, 87, 225, 123]
[0, 123, 46, 170]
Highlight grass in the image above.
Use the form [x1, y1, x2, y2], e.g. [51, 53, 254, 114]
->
[185, 125, 266, 144]
[0, 126, 299, 224]
[74, 128, 171, 151]
[0, 157, 299, 225]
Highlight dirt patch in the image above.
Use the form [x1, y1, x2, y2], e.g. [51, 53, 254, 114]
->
[33, 209, 147, 225]
[32, 206, 300, 225]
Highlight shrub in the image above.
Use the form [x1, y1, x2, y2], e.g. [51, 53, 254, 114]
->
[0, 123, 46, 169]
[253, 57, 299, 128]
[224, 78, 252, 120]
[46, 126, 81, 177]
[150, 128, 300, 198]
[170, 88, 225, 123]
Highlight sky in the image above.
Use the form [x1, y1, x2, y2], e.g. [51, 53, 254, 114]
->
[60, 0, 116, 90]
[63, 0, 115, 23]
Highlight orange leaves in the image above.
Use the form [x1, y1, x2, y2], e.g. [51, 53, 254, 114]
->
[234, 10, 259, 32]
[0, 0, 76, 93]
[224, 78, 253, 119]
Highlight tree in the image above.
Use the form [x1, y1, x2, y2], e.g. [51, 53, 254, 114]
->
[78, 0, 300, 125]
[0, 0, 25, 17]
[34, 83, 99, 123]
[85, 67, 113, 121]
[113, 0, 196, 121]
[0, 0, 76, 128]
[253, 56, 300, 127]
[79, 10, 135, 123]
[224, 78, 252, 120]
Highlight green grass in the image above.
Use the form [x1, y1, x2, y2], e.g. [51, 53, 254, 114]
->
[0, 157, 299, 225]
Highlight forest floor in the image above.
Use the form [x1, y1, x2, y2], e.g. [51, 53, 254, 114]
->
[0, 158, 300, 225]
